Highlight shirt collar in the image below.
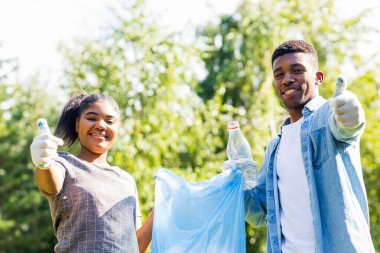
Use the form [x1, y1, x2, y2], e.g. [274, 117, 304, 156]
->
[302, 96, 326, 115]
[280, 96, 326, 131]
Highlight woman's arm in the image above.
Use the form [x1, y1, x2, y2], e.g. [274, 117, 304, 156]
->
[34, 164, 65, 195]
[136, 209, 154, 253]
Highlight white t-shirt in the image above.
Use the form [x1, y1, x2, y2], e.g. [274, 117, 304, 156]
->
[276, 117, 316, 253]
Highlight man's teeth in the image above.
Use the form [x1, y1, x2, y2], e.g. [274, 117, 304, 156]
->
[284, 89, 297, 95]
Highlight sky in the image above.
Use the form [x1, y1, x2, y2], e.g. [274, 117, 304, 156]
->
[0, 0, 379, 87]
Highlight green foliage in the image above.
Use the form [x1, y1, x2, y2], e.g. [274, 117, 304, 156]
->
[0, 80, 60, 252]
[1, 0, 379, 252]
[352, 70, 380, 250]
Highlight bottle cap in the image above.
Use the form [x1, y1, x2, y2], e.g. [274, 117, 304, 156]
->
[228, 121, 240, 130]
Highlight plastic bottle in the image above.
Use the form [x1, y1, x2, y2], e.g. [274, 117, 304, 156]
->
[227, 121, 252, 160]
[226, 121, 256, 189]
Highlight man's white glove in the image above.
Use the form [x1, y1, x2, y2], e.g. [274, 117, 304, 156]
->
[331, 76, 365, 129]
[223, 158, 257, 189]
[30, 119, 64, 169]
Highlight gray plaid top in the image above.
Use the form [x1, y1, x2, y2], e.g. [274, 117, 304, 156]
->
[46, 151, 141, 253]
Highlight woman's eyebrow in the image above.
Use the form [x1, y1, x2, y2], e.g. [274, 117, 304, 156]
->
[84, 112, 116, 118]
[85, 112, 98, 116]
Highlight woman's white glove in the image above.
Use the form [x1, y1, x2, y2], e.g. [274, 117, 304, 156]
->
[331, 76, 365, 129]
[30, 119, 64, 169]
[223, 158, 257, 190]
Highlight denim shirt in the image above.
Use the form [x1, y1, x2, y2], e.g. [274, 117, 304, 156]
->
[245, 96, 375, 253]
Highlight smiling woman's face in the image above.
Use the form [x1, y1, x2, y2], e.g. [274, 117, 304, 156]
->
[76, 100, 120, 155]
[272, 52, 323, 119]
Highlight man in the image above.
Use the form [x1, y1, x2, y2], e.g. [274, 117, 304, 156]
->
[229, 40, 375, 252]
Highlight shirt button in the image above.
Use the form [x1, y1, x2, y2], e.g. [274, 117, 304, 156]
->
[62, 196, 67, 200]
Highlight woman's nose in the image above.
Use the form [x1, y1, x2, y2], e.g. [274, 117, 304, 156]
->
[95, 120, 107, 129]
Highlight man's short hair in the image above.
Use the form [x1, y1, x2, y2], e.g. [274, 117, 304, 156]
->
[271, 40, 318, 68]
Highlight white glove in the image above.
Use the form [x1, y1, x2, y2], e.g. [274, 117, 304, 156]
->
[330, 76, 365, 129]
[223, 158, 257, 189]
[30, 119, 64, 169]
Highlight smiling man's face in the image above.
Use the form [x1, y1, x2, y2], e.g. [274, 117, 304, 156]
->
[272, 52, 323, 121]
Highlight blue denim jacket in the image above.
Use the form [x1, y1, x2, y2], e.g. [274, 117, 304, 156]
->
[245, 96, 375, 253]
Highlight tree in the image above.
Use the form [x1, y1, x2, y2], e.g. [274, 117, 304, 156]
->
[0, 50, 60, 252]
[0, 79, 60, 252]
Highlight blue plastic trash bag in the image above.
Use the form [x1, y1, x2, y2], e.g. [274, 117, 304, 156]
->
[151, 168, 246, 253]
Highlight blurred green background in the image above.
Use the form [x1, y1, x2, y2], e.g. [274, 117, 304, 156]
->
[1, 0, 379, 252]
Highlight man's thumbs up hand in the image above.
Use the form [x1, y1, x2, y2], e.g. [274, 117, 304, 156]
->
[330, 76, 365, 129]
[30, 119, 64, 169]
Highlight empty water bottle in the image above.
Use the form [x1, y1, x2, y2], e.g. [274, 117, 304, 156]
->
[226, 121, 256, 189]
[227, 121, 252, 160]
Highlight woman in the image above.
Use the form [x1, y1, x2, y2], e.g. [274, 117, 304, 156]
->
[30, 93, 153, 253]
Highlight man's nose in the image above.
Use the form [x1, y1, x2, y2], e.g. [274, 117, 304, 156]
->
[282, 73, 295, 85]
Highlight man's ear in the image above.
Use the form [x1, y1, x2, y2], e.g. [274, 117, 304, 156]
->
[76, 119, 79, 132]
[315, 71, 324, 86]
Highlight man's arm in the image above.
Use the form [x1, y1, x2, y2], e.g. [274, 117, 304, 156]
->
[244, 165, 267, 228]
[223, 157, 267, 227]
